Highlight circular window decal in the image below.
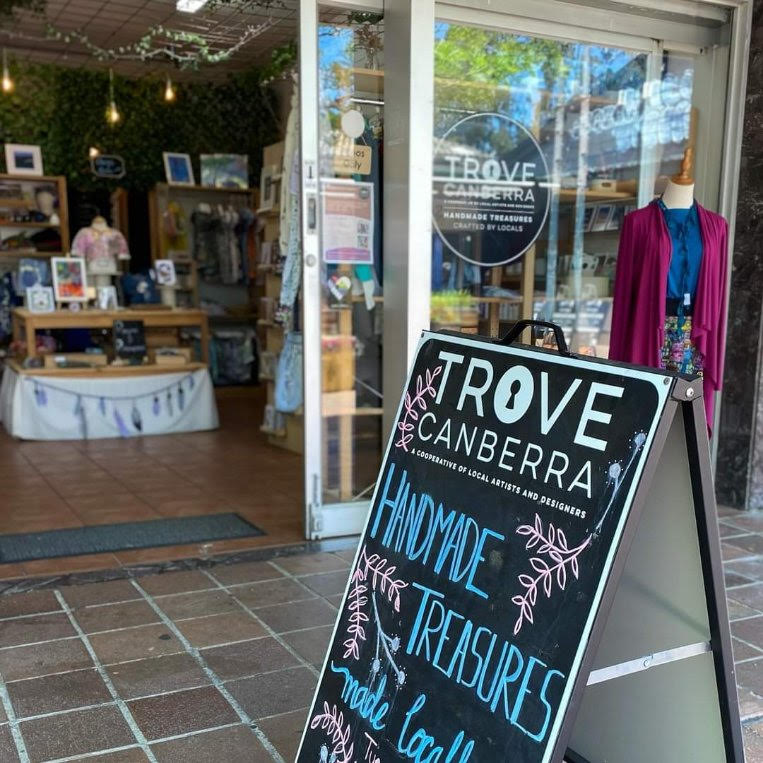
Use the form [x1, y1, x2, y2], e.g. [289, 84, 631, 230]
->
[433, 112, 551, 267]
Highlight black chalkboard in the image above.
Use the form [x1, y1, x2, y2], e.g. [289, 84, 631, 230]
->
[91, 155, 126, 179]
[298, 331, 675, 762]
[113, 320, 146, 363]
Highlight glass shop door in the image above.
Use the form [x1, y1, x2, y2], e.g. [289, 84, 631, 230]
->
[300, 0, 386, 538]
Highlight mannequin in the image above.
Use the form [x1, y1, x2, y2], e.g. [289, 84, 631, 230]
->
[71, 215, 130, 290]
[609, 147, 729, 432]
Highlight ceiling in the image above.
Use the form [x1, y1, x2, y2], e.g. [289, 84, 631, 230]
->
[1, 0, 301, 82]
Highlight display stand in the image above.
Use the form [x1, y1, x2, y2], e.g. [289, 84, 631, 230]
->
[298, 323, 742, 762]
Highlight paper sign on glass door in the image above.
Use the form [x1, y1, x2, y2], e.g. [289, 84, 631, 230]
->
[321, 179, 374, 264]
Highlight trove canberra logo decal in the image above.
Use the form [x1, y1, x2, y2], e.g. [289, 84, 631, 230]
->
[432, 112, 552, 268]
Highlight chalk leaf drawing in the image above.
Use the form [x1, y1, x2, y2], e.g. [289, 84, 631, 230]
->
[512, 514, 591, 635]
[310, 702, 354, 763]
[343, 544, 408, 660]
[395, 364, 442, 451]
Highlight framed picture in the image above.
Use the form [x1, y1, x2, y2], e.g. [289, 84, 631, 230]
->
[163, 152, 195, 186]
[200, 154, 248, 189]
[259, 165, 276, 211]
[96, 285, 118, 310]
[607, 205, 626, 231]
[51, 257, 88, 302]
[26, 286, 55, 313]
[582, 204, 595, 232]
[591, 204, 614, 232]
[5, 144, 43, 176]
[153, 259, 177, 286]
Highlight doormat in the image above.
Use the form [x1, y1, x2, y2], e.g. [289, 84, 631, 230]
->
[0, 514, 265, 563]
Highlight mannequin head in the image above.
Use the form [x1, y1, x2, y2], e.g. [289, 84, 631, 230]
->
[662, 148, 695, 209]
[35, 188, 56, 217]
[91, 215, 109, 232]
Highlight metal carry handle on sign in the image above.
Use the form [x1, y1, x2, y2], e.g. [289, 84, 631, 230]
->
[500, 319, 571, 356]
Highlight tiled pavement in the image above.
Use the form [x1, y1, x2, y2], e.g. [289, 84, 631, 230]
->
[0, 509, 759, 761]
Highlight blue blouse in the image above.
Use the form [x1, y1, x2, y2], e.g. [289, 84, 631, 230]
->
[658, 199, 703, 304]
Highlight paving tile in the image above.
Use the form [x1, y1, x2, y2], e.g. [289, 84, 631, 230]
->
[726, 571, 754, 588]
[0, 725, 19, 762]
[726, 535, 763, 556]
[731, 615, 763, 650]
[736, 658, 763, 695]
[728, 583, 763, 611]
[230, 578, 315, 610]
[727, 558, 763, 582]
[227, 666, 316, 719]
[138, 571, 216, 597]
[209, 561, 283, 587]
[738, 688, 763, 721]
[744, 718, 763, 762]
[0, 590, 60, 618]
[128, 686, 239, 741]
[725, 515, 763, 533]
[21, 705, 135, 761]
[0, 637, 92, 681]
[74, 600, 160, 634]
[70, 749, 149, 762]
[7, 667, 111, 718]
[282, 626, 333, 668]
[90, 624, 183, 665]
[61, 579, 141, 608]
[728, 598, 761, 620]
[202, 637, 298, 681]
[106, 653, 210, 699]
[22, 553, 121, 577]
[154, 590, 241, 621]
[0, 613, 75, 648]
[176, 612, 266, 649]
[151, 724, 270, 762]
[719, 522, 749, 539]
[733, 637, 763, 662]
[255, 598, 338, 634]
[326, 594, 344, 609]
[722, 542, 753, 561]
[333, 548, 359, 563]
[300, 570, 351, 597]
[257, 708, 309, 762]
[274, 553, 350, 576]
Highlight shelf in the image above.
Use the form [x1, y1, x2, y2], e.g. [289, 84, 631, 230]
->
[157, 183, 252, 194]
[8, 360, 207, 378]
[0, 250, 63, 259]
[0, 199, 43, 208]
[0, 222, 60, 228]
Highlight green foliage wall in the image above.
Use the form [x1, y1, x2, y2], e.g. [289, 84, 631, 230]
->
[0, 61, 281, 191]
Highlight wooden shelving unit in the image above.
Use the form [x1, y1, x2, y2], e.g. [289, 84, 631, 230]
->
[0, 174, 70, 258]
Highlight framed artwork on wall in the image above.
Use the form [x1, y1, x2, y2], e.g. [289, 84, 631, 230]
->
[5, 144, 43, 176]
[163, 152, 195, 186]
[200, 154, 248, 189]
[51, 257, 88, 302]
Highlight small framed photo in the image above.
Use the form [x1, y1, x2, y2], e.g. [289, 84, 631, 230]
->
[200, 154, 248, 189]
[51, 257, 88, 302]
[26, 286, 55, 313]
[259, 165, 276, 211]
[591, 204, 614, 232]
[163, 152, 195, 187]
[96, 285, 118, 310]
[5, 144, 43, 176]
[582, 204, 595, 232]
[607, 205, 626, 231]
[153, 259, 177, 286]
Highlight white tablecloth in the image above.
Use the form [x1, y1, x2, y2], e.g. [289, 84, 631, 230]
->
[0, 366, 219, 440]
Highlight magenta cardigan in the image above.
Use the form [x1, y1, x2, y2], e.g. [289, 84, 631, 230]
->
[609, 200, 728, 430]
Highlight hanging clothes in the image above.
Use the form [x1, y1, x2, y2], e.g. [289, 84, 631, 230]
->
[610, 199, 728, 430]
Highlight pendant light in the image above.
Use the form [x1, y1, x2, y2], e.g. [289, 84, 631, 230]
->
[106, 68, 120, 125]
[2, 49, 13, 94]
[164, 73, 176, 103]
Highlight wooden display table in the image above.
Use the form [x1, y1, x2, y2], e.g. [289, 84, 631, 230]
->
[12, 307, 210, 364]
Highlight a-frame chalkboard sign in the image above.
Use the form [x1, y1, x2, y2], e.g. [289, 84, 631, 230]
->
[298, 323, 743, 763]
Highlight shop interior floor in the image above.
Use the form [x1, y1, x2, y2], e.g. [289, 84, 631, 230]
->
[0, 531, 757, 761]
[0, 385, 304, 580]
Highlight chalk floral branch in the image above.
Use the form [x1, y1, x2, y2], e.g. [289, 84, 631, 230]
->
[343, 545, 408, 660]
[395, 365, 443, 451]
[512, 514, 591, 635]
[310, 702, 354, 763]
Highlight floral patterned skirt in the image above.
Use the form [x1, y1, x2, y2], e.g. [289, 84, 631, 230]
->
[660, 315, 704, 376]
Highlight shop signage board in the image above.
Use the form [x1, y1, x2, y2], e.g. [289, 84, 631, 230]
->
[432, 113, 551, 267]
[91, 155, 126, 179]
[113, 320, 146, 362]
[321, 179, 374, 264]
[298, 325, 742, 763]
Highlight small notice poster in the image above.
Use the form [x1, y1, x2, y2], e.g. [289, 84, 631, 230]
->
[322, 179, 374, 264]
[433, 112, 551, 267]
[299, 331, 671, 762]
